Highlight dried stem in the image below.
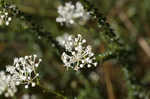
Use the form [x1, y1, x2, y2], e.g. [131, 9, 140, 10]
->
[103, 62, 116, 99]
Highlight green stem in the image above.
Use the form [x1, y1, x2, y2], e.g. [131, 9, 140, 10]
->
[12, 96, 17, 99]
[38, 83, 67, 99]
[121, 67, 135, 99]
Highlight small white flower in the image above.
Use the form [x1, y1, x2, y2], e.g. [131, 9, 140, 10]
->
[6, 55, 42, 88]
[31, 82, 36, 87]
[89, 72, 99, 82]
[22, 94, 37, 99]
[61, 34, 98, 71]
[56, 2, 90, 26]
[25, 85, 29, 89]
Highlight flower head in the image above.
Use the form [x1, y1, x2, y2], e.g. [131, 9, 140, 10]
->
[56, 2, 90, 26]
[6, 55, 42, 88]
[61, 34, 97, 71]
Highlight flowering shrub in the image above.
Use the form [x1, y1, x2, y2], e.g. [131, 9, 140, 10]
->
[0, 0, 149, 99]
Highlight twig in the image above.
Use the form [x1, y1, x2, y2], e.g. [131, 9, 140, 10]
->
[138, 37, 150, 58]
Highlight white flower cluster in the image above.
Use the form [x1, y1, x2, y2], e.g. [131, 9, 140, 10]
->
[6, 55, 42, 88]
[0, 71, 17, 97]
[56, 2, 90, 26]
[61, 34, 98, 71]
[0, 55, 42, 97]
[56, 33, 70, 47]
[0, 9, 12, 26]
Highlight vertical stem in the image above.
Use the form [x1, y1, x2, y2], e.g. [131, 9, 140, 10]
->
[103, 62, 116, 99]
[121, 67, 135, 99]
[12, 96, 17, 99]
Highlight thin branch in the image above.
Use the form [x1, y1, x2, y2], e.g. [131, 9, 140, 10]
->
[38, 83, 67, 99]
